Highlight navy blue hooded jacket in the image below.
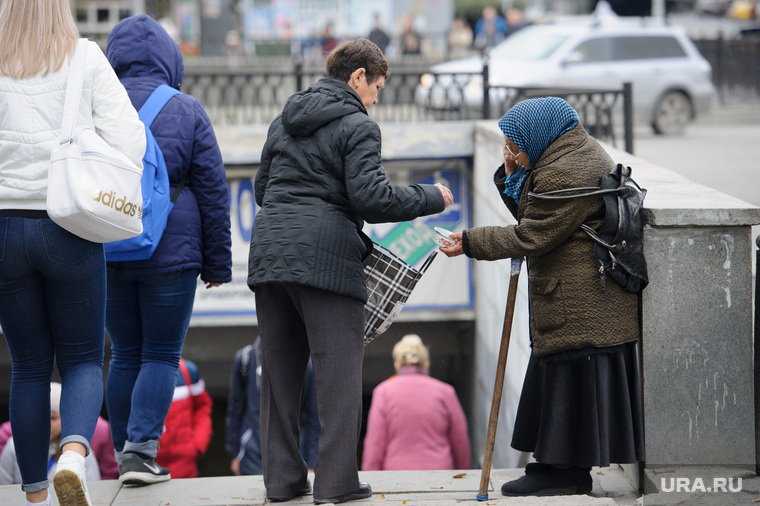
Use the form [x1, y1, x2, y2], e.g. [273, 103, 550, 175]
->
[105, 15, 232, 283]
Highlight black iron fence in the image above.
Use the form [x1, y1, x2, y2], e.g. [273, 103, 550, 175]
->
[181, 35, 759, 149]
[183, 61, 633, 153]
[693, 36, 760, 104]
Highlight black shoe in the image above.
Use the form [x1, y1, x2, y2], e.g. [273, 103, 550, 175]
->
[268, 482, 312, 502]
[119, 452, 171, 485]
[314, 481, 372, 504]
[501, 467, 592, 496]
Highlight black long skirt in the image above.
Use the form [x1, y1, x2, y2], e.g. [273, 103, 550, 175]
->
[511, 340, 645, 468]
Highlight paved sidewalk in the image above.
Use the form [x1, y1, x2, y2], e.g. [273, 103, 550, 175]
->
[0, 466, 640, 505]
[4, 465, 760, 505]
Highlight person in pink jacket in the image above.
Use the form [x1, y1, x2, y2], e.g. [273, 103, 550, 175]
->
[362, 335, 471, 471]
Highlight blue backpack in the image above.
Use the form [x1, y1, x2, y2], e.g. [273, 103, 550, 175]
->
[105, 85, 183, 261]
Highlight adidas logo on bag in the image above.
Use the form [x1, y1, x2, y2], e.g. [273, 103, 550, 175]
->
[90, 189, 142, 218]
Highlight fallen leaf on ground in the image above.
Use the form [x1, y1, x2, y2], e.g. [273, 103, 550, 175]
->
[453, 473, 467, 478]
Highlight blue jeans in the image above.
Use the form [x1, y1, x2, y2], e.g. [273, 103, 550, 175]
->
[0, 216, 104, 492]
[105, 267, 198, 457]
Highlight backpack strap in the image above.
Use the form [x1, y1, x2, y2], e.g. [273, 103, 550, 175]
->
[138, 84, 180, 128]
[139, 85, 185, 202]
[239, 343, 254, 385]
[527, 183, 624, 247]
[527, 186, 619, 200]
[171, 176, 187, 203]
[178, 358, 192, 386]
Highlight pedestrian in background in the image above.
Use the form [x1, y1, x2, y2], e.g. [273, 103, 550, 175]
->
[103, 14, 232, 486]
[155, 358, 214, 478]
[0, 1, 145, 504]
[0, 384, 101, 487]
[0, 415, 118, 481]
[474, 6, 507, 52]
[321, 22, 339, 58]
[474, 6, 508, 40]
[247, 38, 453, 504]
[400, 13, 422, 55]
[368, 13, 391, 54]
[440, 97, 644, 497]
[362, 335, 471, 471]
[447, 16, 474, 58]
[89, 418, 118, 480]
[225, 338, 319, 476]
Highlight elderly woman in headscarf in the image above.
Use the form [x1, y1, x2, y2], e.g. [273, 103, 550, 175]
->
[441, 97, 644, 497]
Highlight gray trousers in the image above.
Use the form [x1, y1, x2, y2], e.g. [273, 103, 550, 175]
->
[255, 283, 364, 500]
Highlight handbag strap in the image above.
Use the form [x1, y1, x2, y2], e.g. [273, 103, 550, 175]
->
[59, 39, 88, 144]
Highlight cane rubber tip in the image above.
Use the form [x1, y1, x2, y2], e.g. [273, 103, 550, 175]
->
[476, 493, 489, 501]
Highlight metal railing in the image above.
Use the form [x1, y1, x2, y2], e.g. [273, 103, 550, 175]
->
[693, 36, 760, 105]
[183, 60, 634, 153]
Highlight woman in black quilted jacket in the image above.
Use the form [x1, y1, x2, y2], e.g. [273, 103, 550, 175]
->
[247, 39, 452, 504]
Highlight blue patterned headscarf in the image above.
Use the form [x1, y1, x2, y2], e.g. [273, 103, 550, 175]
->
[497, 97, 579, 204]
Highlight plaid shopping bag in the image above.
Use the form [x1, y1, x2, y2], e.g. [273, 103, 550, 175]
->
[363, 242, 437, 345]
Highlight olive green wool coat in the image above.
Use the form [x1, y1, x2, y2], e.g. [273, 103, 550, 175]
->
[464, 124, 640, 356]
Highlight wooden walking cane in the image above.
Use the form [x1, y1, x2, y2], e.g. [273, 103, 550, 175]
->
[476, 256, 523, 501]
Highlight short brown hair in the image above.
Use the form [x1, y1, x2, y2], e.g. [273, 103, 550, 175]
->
[325, 38, 390, 85]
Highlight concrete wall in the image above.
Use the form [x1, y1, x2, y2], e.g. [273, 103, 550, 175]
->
[611, 147, 759, 471]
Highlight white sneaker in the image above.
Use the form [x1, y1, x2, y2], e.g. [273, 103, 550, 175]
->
[53, 451, 92, 506]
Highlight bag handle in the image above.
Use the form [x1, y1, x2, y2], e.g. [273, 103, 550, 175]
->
[418, 250, 438, 273]
[59, 39, 88, 145]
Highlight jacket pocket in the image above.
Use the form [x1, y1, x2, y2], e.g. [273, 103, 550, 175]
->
[529, 276, 566, 332]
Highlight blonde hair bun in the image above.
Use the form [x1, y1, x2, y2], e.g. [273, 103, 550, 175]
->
[392, 334, 430, 366]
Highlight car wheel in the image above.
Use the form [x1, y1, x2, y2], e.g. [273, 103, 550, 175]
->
[652, 91, 692, 135]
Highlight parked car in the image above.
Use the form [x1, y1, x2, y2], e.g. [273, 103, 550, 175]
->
[415, 19, 717, 135]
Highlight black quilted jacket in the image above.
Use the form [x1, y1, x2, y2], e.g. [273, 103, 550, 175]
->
[247, 78, 444, 302]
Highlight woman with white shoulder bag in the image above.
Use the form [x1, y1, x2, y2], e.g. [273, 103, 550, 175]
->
[0, 1, 145, 505]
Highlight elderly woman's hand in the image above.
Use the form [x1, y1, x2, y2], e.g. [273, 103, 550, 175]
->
[503, 144, 517, 176]
[439, 231, 464, 257]
[503, 136, 527, 176]
[435, 183, 454, 208]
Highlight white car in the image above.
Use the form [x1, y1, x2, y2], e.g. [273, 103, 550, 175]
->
[416, 19, 717, 135]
